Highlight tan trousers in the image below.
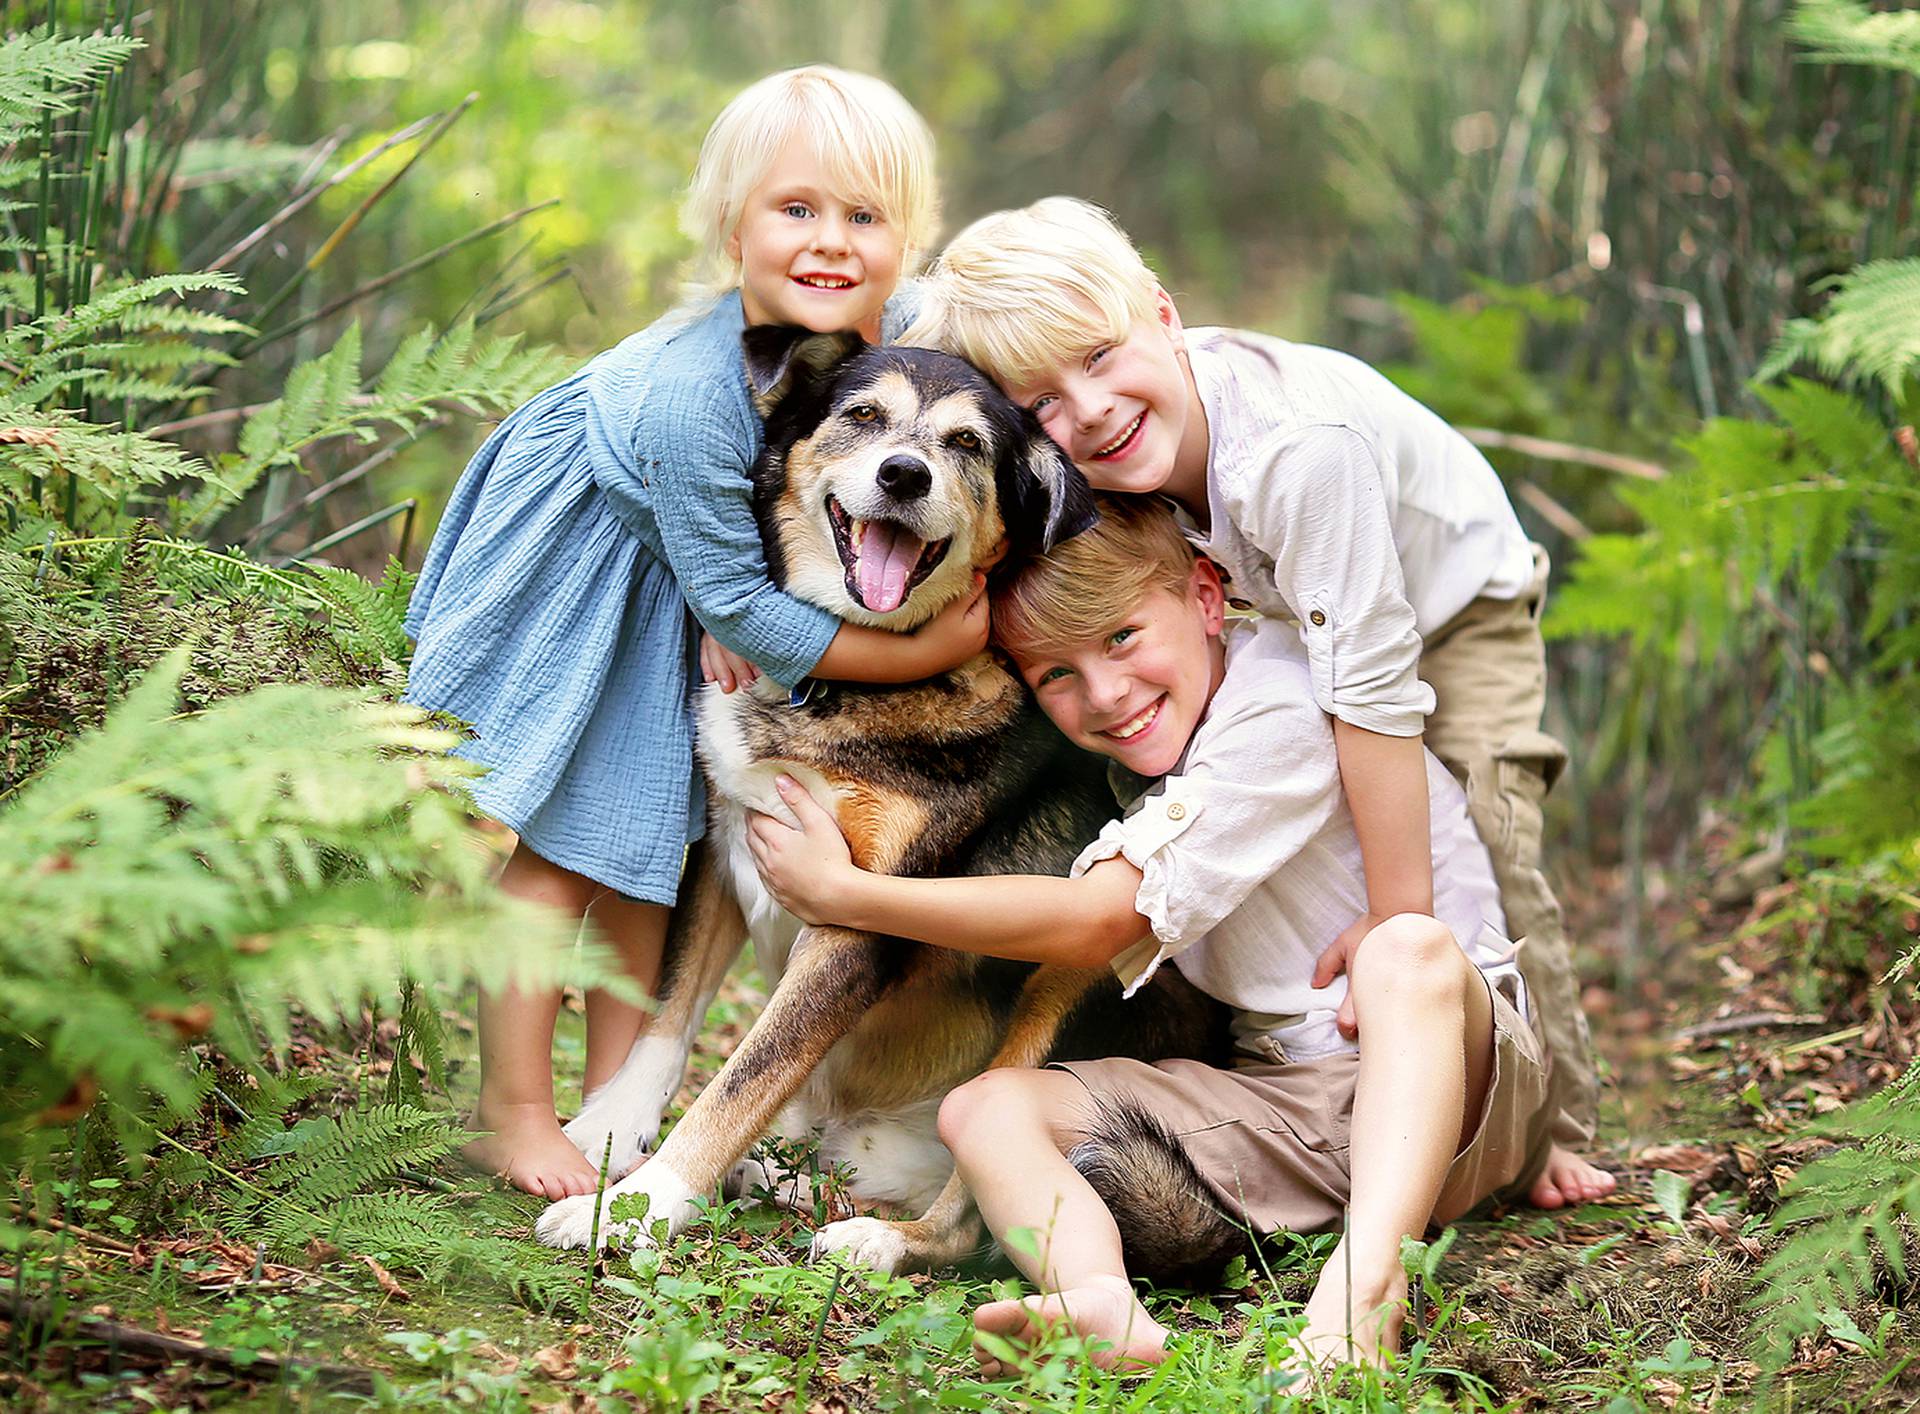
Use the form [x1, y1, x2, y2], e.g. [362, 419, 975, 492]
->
[1421, 544, 1597, 1147]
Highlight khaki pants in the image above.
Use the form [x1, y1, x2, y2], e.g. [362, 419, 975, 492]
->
[1421, 544, 1597, 1147]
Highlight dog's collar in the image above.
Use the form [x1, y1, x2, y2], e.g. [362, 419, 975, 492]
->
[787, 677, 830, 708]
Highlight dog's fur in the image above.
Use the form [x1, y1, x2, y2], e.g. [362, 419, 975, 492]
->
[535, 328, 1234, 1278]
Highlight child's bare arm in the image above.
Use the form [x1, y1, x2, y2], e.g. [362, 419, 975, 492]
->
[1333, 720, 1434, 920]
[746, 774, 1148, 967]
[810, 572, 991, 683]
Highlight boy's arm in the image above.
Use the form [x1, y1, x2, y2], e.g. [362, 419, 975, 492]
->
[1334, 719, 1434, 921]
[748, 775, 1149, 967]
[1225, 425, 1437, 929]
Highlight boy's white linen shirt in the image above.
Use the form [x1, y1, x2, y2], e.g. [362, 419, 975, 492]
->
[1070, 619, 1525, 1062]
[1185, 328, 1536, 738]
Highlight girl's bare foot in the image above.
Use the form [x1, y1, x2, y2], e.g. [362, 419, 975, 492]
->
[1283, 1239, 1406, 1379]
[1527, 1143, 1617, 1209]
[971, 1274, 1169, 1377]
[463, 1099, 600, 1199]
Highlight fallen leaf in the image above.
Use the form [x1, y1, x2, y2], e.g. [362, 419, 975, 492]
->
[532, 1340, 579, 1380]
[357, 1254, 410, 1302]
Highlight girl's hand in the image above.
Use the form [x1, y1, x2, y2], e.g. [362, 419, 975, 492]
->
[747, 775, 861, 925]
[910, 571, 990, 675]
[701, 633, 761, 693]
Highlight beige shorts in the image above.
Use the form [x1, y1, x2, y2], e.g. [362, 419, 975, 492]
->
[1054, 973, 1553, 1236]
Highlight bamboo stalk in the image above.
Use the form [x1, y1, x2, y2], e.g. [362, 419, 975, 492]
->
[245, 198, 558, 352]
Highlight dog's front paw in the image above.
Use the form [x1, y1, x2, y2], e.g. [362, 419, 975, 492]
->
[533, 1163, 700, 1252]
[809, 1215, 911, 1275]
[562, 1102, 652, 1179]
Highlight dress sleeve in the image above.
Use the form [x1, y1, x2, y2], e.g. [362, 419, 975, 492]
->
[1222, 424, 1433, 736]
[1069, 661, 1345, 995]
[599, 380, 841, 690]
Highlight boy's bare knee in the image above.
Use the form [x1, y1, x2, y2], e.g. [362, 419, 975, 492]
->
[938, 1068, 1066, 1156]
[1351, 913, 1467, 1000]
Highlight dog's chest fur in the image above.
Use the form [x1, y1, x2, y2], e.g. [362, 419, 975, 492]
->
[693, 658, 1039, 1206]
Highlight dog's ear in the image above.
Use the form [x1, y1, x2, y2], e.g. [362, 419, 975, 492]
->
[996, 412, 1098, 555]
[742, 326, 864, 416]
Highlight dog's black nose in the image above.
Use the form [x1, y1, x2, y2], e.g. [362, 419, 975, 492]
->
[875, 454, 931, 502]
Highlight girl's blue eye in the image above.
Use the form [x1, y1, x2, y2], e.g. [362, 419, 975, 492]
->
[1030, 394, 1058, 414]
[1109, 626, 1137, 647]
[1088, 345, 1112, 368]
[851, 209, 877, 225]
[1037, 666, 1070, 686]
[784, 202, 812, 219]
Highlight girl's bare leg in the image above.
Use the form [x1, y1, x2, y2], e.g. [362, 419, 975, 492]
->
[1293, 915, 1496, 1371]
[464, 843, 602, 1199]
[938, 1070, 1171, 1376]
[581, 895, 670, 1100]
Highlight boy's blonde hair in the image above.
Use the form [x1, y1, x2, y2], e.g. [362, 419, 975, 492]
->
[681, 66, 939, 296]
[905, 197, 1162, 386]
[996, 495, 1197, 660]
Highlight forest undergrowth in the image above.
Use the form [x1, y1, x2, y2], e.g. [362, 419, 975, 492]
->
[4, 840, 1915, 1413]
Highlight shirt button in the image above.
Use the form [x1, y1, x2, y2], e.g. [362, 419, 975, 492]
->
[1309, 609, 1327, 627]
[1166, 802, 1187, 820]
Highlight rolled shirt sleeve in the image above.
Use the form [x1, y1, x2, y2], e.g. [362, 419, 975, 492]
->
[1221, 424, 1433, 736]
[589, 367, 841, 691]
[1069, 643, 1346, 995]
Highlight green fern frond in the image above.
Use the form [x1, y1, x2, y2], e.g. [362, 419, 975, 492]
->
[1, 272, 245, 381]
[250, 1104, 469, 1212]
[1750, 1084, 1920, 1367]
[1789, 0, 1920, 77]
[1759, 259, 1920, 398]
[0, 29, 141, 120]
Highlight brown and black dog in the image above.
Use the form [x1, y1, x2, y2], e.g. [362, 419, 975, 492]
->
[535, 327, 1231, 1277]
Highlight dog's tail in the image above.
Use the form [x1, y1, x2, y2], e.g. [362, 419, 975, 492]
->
[1066, 1100, 1254, 1288]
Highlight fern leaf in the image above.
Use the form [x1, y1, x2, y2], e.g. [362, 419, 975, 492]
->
[0, 29, 141, 119]
[1758, 259, 1920, 398]
[1789, 0, 1920, 78]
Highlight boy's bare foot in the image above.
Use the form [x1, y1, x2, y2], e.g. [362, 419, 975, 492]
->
[1527, 1143, 1617, 1209]
[463, 1099, 600, 1199]
[1284, 1245, 1406, 1379]
[971, 1274, 1169, 1377]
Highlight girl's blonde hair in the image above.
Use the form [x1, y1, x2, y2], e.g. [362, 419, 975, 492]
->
[995, 495, 1198, 660]
[682, 66, 939, 295]
[904, 197, 1162, 386]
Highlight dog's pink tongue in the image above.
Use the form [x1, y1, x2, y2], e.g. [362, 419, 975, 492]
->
[856, 520, 923, 613]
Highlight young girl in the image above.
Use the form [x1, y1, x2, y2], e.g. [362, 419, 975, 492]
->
[405, 67, 980, 1200]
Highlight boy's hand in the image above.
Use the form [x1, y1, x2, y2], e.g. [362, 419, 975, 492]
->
[1312, 913, 1390, 1041]
[747, 775, 860, 925]
[700, 633, 761, 693]
[909, 572, 990, 675]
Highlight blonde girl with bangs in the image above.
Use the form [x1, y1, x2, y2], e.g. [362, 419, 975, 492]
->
[406, 65, 978, 1201]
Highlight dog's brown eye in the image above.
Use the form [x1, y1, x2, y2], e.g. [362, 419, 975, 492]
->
[847, 403, 879, 423]
[949, 429, 981, 452]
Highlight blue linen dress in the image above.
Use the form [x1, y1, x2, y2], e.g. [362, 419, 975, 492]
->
[405, 290, 913, 902]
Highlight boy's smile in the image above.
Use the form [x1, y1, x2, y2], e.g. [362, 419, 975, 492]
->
[1012, 560, 1228, 779]
[730, 139, 903, 341]
[1005, 288, 1210, 511]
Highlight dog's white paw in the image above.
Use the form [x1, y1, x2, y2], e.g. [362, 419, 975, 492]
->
[809, 1215, 911, 1275]
[562, 1102, 653, 1179]
[533, 1163, 699, 1252]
